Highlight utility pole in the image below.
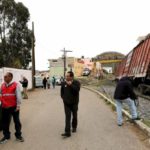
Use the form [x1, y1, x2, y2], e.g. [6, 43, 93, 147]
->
[61, 48, 72, 78]
[32, 22, 36, 89]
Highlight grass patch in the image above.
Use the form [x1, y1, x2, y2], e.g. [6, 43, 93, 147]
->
[78, 76, 116, 88]
[142, 119, 150, 127]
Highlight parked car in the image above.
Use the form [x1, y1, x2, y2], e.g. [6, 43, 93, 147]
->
[35, 76, 43, 88]
[82, 68, 91, 76]
[56, 77, 61, 85]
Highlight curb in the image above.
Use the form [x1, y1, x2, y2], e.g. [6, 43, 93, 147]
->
[83, 86, 150, 137]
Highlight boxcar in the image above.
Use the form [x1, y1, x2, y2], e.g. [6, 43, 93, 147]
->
[116, 35, 150, 94]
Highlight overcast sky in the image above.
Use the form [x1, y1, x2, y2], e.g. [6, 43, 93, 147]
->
[16, 0, 150, 70]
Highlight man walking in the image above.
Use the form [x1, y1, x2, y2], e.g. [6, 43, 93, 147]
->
[0, 72, 24, 144]
[43, 77, 47, 89]
[114, 76, 140, 126]
[52, 76, 56, 89]
[20, 77, 28, 99]
[47, 77, 51, 89]
[61, 71, 80, 137]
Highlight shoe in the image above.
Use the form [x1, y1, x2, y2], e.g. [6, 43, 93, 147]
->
[61, 133, 71, 137]
[130, 117, 141, 123]
[132, 117, 141, 120]
[118, 124, 123, 127]
[16, 136, 24, 142]
[72, 128, 77, 133]
[0, 137, 10, 144]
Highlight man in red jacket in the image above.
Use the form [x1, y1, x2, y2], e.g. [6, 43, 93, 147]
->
[0, 72, 24, 144]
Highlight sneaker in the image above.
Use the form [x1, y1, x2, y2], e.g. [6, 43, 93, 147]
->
[0, 137, 10, 144]
[16, 136, 24, 142]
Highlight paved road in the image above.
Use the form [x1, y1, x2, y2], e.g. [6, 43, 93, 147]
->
[0, 87, 149, 150]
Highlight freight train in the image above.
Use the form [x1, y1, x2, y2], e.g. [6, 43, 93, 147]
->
[115, 34, 150, 95]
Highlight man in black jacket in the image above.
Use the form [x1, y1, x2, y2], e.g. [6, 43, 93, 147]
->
[114, 77, 140, 126]
[20, 77, 28, 99]
[61, 71, 80, 137]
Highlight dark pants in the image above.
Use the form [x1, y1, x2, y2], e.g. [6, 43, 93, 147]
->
[52, 83, 55, 89]
[47, 84, 50, 89]
[64, 104, 78, 134]
[43, 83, 46, 89]
[2, 107, 22, 139]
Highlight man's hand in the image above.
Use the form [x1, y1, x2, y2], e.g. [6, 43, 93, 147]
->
[16, 106, 20, 112]
[66, 81, 72, 86]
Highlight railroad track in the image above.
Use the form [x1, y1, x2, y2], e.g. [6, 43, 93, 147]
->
[136, 93, 150, 101]
[134, 88, 150, 101]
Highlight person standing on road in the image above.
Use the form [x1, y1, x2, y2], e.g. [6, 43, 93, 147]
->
[61, 71, 81, 137]
[20, 77, 28, 99]
[114, 76, 140, 126]
[0, 72, 24, 144]
[43, 77, 47, 89]
[60, 76, 64, 85]
[52, 76, 56, 89]
[47, 77, 51, 89]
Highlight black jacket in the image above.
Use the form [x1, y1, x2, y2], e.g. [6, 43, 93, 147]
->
[114, 77, 137, 100]
[61, 80, 81, 105]
[20, 79, 28, 88]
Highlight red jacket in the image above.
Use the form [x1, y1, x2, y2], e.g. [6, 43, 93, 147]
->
[0, 82, 17, 108]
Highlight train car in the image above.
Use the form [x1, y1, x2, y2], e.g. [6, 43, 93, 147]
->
[115, 57, 127, 79]
[116, 35, 150, 95]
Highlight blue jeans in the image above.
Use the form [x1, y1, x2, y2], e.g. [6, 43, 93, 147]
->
[116, 98, 137, 125]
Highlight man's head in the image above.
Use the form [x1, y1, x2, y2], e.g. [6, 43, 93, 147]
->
[4, 72, 13, 83]
[66, 71, 74, 81]
[23, 77, 26, 80]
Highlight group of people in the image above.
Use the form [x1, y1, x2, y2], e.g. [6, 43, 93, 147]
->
[0, 71, 140, 144]
[42, 76, 56, 89]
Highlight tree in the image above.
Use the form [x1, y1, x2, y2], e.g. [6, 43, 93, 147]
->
[0, 0, 32, 69]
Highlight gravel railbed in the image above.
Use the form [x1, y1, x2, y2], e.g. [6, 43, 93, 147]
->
[97, 85, 150, 120]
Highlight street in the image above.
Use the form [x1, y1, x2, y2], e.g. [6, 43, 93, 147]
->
[0, 87, 149, 150]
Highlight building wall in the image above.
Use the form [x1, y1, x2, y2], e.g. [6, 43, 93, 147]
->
[48, 58, 64, 77]
[82, 58, 94, 70]
[74, 59, 84, 77]
[48, 57, 94, 77]
[50, 67, 64, 77]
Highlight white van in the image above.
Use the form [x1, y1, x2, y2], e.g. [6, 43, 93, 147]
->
[35, 76, 43, 88]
